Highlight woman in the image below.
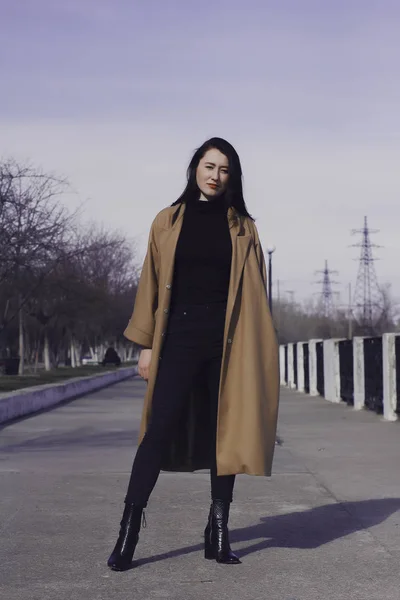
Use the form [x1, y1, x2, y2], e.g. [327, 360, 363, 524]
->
[107, 137, 279, 571]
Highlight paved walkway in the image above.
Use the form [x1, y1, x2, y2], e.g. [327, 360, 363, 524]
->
[1, 379, 399, 600]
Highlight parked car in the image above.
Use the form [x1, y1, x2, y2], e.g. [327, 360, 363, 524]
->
[81, 355, 99, 366]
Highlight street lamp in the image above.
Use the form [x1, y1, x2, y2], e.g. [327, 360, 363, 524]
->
[266, 245, 276, 315]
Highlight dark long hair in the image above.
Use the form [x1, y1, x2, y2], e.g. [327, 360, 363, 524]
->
[171, 137, 254, 220]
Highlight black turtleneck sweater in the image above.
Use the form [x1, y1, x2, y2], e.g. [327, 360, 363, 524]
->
[171, 199, 232, 306]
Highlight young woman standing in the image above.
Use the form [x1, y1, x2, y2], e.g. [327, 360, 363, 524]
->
[107, 137, 279, 571]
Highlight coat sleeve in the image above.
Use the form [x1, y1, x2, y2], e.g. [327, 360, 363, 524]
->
[124, 217, 160, 347]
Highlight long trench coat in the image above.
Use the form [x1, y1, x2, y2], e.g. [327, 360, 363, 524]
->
[124, 201, 280, 476]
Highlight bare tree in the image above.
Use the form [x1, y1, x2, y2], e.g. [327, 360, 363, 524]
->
[0, 159, 76, 372]
[274, 281, 398, 344]
[0, 158, 142, 377]
[26, 225, 138, 370]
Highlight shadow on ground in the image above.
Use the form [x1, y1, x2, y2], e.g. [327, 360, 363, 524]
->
[130, 497, 400, 567]
[0, 429, 140, 452]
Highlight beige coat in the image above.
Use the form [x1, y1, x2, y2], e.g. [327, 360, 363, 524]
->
[124, 202, 280, 476]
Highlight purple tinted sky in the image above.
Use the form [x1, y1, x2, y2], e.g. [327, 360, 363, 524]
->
[1, 0, 400, 305]
[2, 0, 399, 126]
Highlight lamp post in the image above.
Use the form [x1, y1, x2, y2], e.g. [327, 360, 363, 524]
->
[267, 246, 276, 316]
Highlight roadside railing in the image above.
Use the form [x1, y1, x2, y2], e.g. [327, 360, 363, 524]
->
[280, 333, 399, 422]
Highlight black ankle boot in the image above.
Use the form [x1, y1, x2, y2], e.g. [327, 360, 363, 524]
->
[107, 503, 145, 571]
[204, 500, 241, 564]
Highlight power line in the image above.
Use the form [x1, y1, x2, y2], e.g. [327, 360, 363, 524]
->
[285, 289, 295, 304]
[351, 216, 383, 334]
[314, 259, 339, 318]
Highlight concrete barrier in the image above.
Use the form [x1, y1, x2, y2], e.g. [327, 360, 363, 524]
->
[307, 339, 322, 396]
[281, 333, 400, 422]
[353, 336, 365, 411]
[296, 341, 305, 392]
[0, 366, 138, 424]
[287, 343, 295, 388]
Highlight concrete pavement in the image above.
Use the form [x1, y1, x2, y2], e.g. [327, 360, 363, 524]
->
[1, 378, 399, 600]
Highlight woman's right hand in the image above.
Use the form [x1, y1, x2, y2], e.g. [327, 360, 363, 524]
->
[138, 349, 152, 381]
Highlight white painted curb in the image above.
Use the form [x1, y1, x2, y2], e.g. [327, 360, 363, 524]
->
[0, 366, 138, 424]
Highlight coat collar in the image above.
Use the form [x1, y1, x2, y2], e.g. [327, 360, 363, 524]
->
[163, 201, 243, 232]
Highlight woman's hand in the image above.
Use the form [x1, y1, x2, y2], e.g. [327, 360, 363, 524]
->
[138, 349, 152, 381]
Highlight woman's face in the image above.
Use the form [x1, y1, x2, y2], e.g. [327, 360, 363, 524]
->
[196, 148, 230, 200]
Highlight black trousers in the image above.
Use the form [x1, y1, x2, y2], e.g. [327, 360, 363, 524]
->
[125, 301, 235, 507]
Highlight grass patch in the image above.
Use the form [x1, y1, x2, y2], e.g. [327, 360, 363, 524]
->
[0, 363, 137, 394]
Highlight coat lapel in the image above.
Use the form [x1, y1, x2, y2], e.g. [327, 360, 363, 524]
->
[226, 207, 251, 325]
[157, 203, 185, 283]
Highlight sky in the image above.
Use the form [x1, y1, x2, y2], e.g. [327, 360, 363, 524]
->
[1, 0, 399, 308]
